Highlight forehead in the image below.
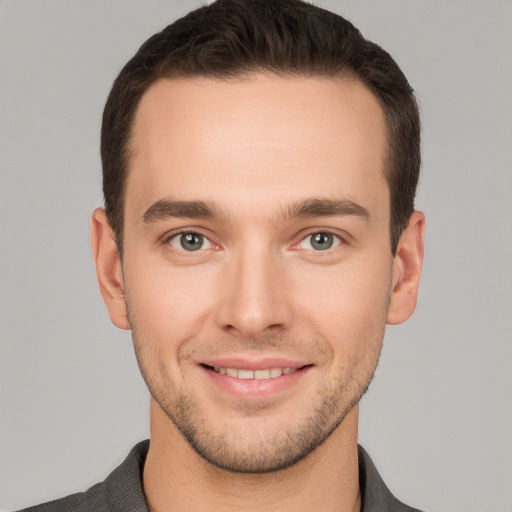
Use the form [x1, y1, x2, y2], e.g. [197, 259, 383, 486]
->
[126, 74, 388, 219]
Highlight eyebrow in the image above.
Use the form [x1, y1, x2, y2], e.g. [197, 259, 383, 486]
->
[141, 197, 370, 224]
[142, 199, 223, 224]
[282, 197, 370, 222]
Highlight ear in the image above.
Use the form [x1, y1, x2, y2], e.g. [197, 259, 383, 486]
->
[387, 210, 425, 325]
[91, 208, 130, 330]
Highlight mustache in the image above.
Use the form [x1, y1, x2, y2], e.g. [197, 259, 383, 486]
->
[125, 296, 331, 362]
[177, 334, 331, 363]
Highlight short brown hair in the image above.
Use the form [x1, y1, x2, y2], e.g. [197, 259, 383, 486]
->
[101, 0, 420, 255]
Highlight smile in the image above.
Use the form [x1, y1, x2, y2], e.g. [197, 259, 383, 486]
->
[200, 362, 313, 398]
[210, 366, 298, 379]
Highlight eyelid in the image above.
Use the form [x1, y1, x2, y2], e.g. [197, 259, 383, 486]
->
[292, 229, 346, 251]
[162, 227, 219, 251]
[159, 226, 348, 252]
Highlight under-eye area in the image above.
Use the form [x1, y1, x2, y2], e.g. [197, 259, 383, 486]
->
[201, 364, 313, 380]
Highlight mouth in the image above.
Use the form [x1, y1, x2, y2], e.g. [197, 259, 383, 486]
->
[198, 361, 314, 400]
[202, 364, 306, 380]
[198, 357, 314, 399]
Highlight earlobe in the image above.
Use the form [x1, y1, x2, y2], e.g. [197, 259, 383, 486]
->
[386, 210, 425, 325]
[91, 208, 130, 330]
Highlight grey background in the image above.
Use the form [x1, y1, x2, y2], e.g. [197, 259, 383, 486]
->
[1, 1, 511, 511]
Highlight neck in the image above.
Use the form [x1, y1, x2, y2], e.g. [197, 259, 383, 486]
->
[143, 399, 361, 512]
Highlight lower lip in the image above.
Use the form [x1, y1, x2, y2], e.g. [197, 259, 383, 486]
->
[200, 365, 312, 399]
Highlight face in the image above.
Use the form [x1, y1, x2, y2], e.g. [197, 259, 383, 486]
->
[95, 74, 418, 473]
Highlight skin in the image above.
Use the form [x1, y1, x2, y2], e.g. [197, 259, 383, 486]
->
[91, 74, 424, 512]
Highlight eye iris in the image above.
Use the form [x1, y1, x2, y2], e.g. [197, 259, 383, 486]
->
[181, 233, 203, 251]
[311, 232, 333, 250]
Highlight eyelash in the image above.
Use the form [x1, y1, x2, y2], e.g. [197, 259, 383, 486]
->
[164, 229, 217, 253]
[294, 231, 344, 252]
[163, 228, 345, 254]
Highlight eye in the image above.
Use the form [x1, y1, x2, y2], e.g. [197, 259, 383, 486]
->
[298, 232, 342, 251]
[168, 232, 213, 252]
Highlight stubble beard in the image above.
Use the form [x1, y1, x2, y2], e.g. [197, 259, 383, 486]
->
[151, 375, 374, 474]
[127, 302, 385, 474]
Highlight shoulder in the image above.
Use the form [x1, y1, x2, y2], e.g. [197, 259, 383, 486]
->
[15, 481, 108, 512]
[15, 440, 150, 512]
[358, 445, 427, 512]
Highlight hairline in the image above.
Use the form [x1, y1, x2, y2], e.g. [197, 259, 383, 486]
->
[115, 69, 396, 257]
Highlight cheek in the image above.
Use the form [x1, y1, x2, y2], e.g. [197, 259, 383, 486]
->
[293, 257, 392, 345]
[123, 256, 218, 345]
[302, 265, 389, 390]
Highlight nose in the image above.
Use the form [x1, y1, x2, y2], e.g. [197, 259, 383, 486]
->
[215, 245, 292, 340]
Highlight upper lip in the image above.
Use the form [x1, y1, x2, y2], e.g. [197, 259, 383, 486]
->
[200, 357, 310, 371]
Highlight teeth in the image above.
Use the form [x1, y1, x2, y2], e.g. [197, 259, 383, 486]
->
[270, 368, 282, 378]
[237, 369, 254, 379]
[226, 368, 238, 378]
[211, 366, 298, 379]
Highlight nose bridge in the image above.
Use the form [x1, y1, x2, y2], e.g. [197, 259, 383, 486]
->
[217, 239, 290, 337]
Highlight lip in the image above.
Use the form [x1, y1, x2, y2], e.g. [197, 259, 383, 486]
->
[198, 358, 313, 399]
[201, 357, 309, 371]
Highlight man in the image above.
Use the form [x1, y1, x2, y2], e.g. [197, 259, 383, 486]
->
[20, 0, 425, 510]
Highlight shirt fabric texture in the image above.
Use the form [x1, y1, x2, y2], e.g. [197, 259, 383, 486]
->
[18, 440, 425, 512]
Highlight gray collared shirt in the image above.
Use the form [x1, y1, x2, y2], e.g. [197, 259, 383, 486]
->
[18, 440, 425, 512]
